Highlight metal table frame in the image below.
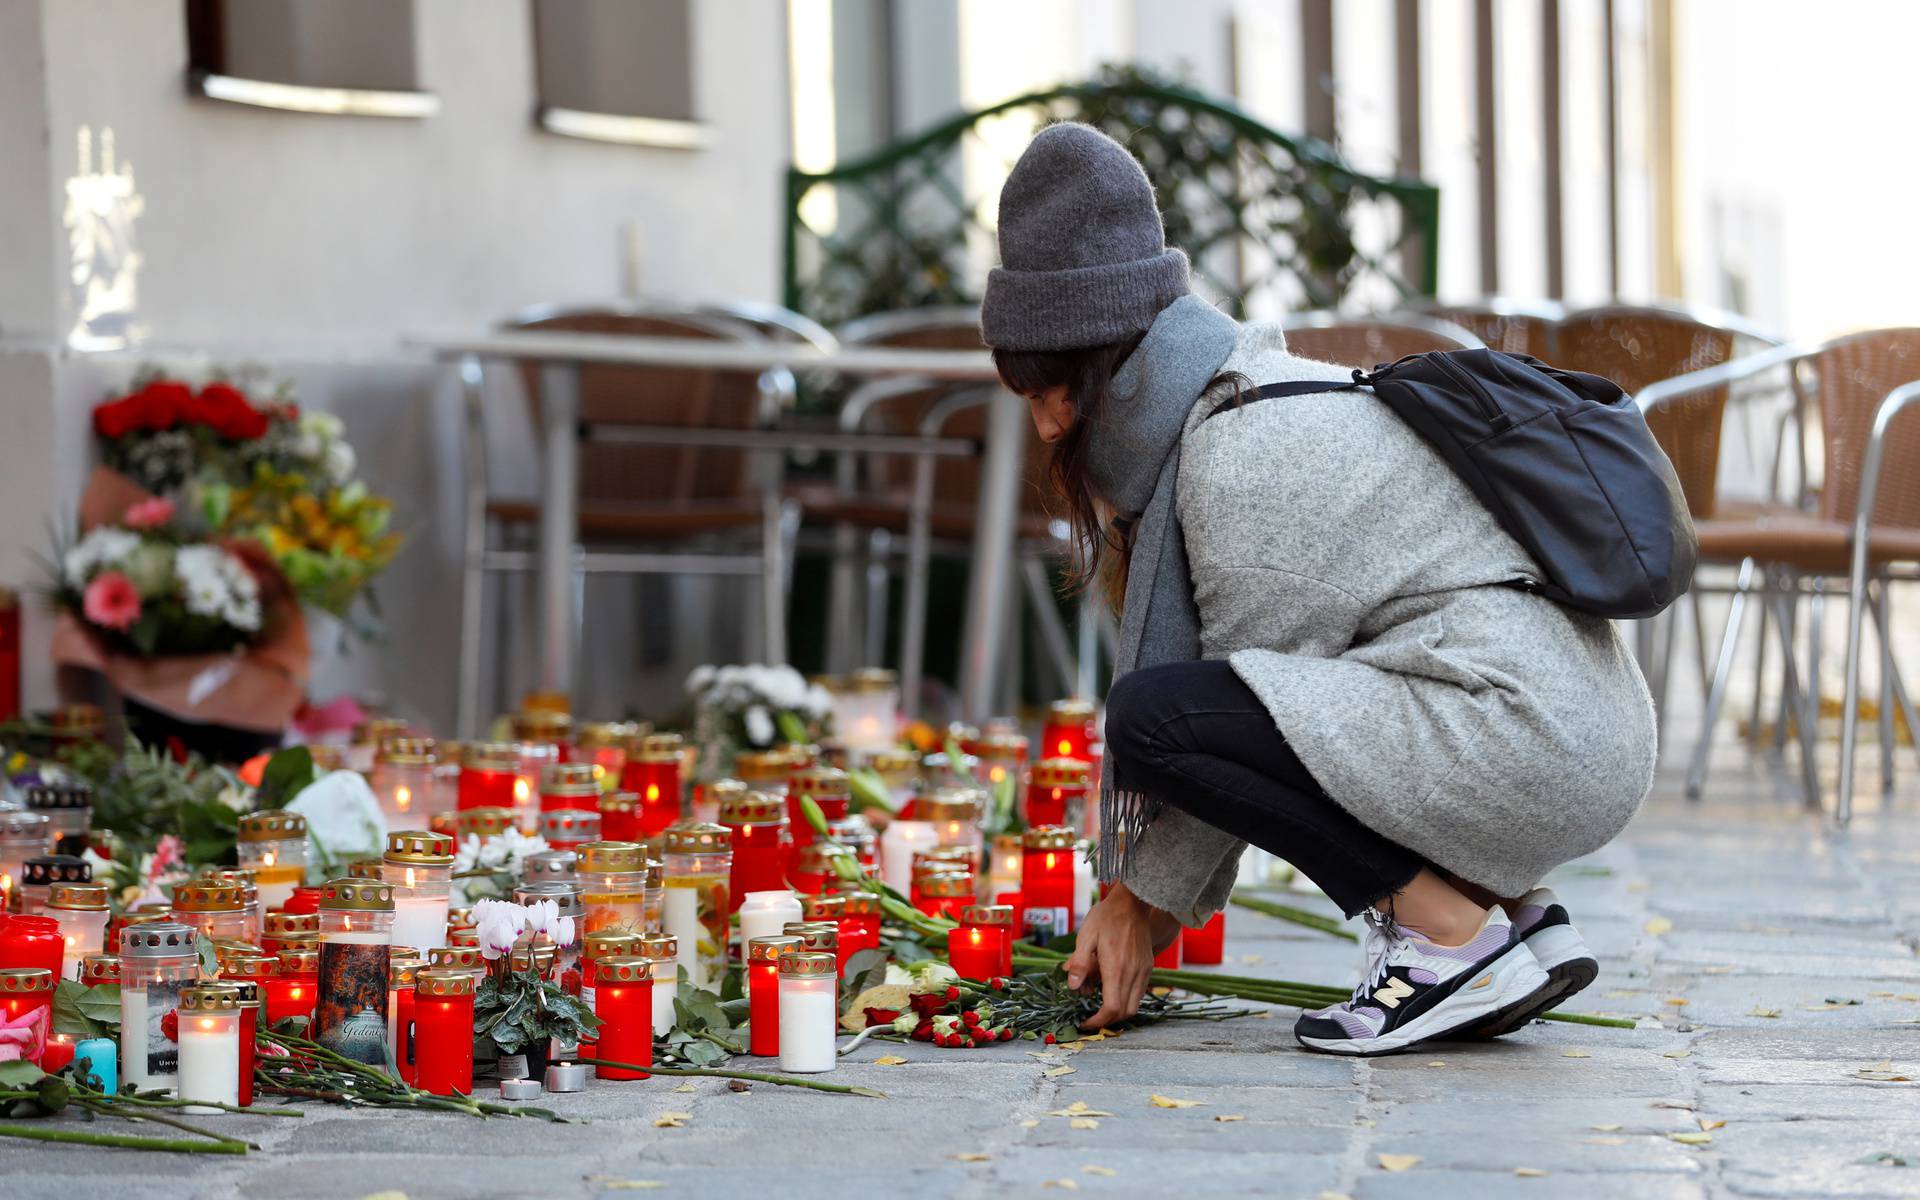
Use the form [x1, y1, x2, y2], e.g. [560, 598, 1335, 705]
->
[419, 331, 1024, 727]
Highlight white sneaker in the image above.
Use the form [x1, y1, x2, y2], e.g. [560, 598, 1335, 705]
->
[1460, 887, 1600, 1039]
[1293, 907, 1550, 1057]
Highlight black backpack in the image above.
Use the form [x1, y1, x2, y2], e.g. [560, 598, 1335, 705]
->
[1219, 349, 1697, 619]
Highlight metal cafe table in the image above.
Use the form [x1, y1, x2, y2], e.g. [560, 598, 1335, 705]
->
[416, 330, 1023, 729]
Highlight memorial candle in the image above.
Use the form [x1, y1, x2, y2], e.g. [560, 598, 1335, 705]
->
[782, 921, 839, 979]
[867, 749, 919, 812]
[0, 914, 64, 978]
[578, 930, 642, 1055]
[1026, 758, 1091, 830]
[917, 871, 974, 921]
[457, 743, 520, 812]
[0, 968, 54, 1066]
[512, 881, 585, 987]
[201, 868, 263, 944]
[228, 980, 262, 1106]
[777, 951, 837, 1074]
[597, 790, 642, 844]
[73, 1037, 116, 1092]
[789, 840, 841, 896]
[18, 854, 88, 916]
[636, 935, 678, 1037]
[520, 849, 578, 885]
[539, 762, 601, 814]
[350, 717, 412, 774]
[46, 881, 109, 978]
[1021, 826, 1078, 941]
[79, 954, 119, 988]
[974, 730, 1029, 789]
[262, 911, 319, 956]
[314, 880, 394, 1067]
[176, 984, 242, 1113]
[540, 808, 601, 853]
[718, 789, 790, 911]
[575, 720, 638, 788]
[947, 921, 998, 982]
[119, 922, 196, 1091]
[836, 891, 883, 958]
[922, 786, 986, 872]
[412, 968, 476, 1095]
[963, 904, 1015, 978]
[802, 894, 854, 972]
[746, 934, 801, 1057]
[827, 667, 899, 753]
[25, 782, 91, 858]
[577, 841, 649, 937]
[387, 956, 421, 1083]
[382, 831, 456, 953]
[738, 890, 803, 958]
[371, 738, 439, 829]
[661, 823, 730, 991]
[236, 809, 308, 915]
[623, 733, 686, 837]
[589, 956, 652, 1079]
[173, 881, 248, 944]
[270, 948, 321, 1024]
[786, 767, 850, 859]
[0, 810, 51, 912]
[1041, 698, 1097, 763]
[880, 819, 940, 893]
[1183, 911, 1226, 965]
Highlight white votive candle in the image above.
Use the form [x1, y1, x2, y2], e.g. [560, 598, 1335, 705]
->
[777, 952, 838, 1073]
[880, 821, 940, 892]
[641, 935, 678, 1037]
[176, 989, 242, 1114]
[737, 890, 803, 956]
[661, 885, 706, 991]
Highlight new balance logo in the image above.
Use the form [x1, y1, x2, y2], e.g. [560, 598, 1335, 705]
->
[1372, 977, 1416, 1008]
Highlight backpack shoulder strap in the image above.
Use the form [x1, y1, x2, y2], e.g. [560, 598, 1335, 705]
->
[1204, 372, 1368, 422]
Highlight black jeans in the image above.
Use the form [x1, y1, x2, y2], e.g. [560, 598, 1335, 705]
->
[1105, 659, 1425, 918]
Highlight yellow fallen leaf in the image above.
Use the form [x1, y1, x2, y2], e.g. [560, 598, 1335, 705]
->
[1069, 1117, 1100, 1130]
[1584, 1137, 1628, 1146]
[1870, 991, 1896, 998]
[1867, 1060, 1893, 1071]
[359, 1194, 409, 1200]
[1049, 1101, 1115, 1118]
[949, 1153, 991, 1163]
[1748, 1007, 1781, 1018]
[1898, 994, 1920, 1002]
[673, 1083, 696, 1093]
[1651, 1100, 1695, 1110]
[1215, 1114, 1245, 1122]
[1149, 1094, 1205, 1109]
[1700, 965, 1736, 974]
[1377, 1154, 1422, 1172]
[872, 1055, 909, 1066]
[1019, 1119, 1040, 1129]
[1563, 1049, 1592, 1058]
[1643, 917, 1673, 935]
[1698, 1118, 1726, 1131]
[1514, 1167, 1549, 1177]
[1591, 1124, 1624, 1132]
[1082, 1166, 1116, 1177]
[1663, 998, 1688, 1007]
[1663, 1050, 1691, 1059]
[1028, 1051, 1062, 1062]
[1240, 954, 1263, 965]
[1250, 1011, 1273, 1019]
[1042, 1181, 1079, 1191]
[1802, 1003, 1844, 1011]
[1425, 1060, 1446, 1068]
[1043, 1065, 1077, 1078]
[653, 1113, 691, 1128]
[597, 1184, 667, 1193]
[1668, 1132, 1713, 1146]
[1319, 1193, 1355, 1200]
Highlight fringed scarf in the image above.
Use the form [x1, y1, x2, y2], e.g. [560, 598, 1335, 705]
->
[1088, 294, 1240, 881]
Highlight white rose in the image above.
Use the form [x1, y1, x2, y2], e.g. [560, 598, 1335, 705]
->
[286, 769, 388, 865]
[324, 440, 356, 485]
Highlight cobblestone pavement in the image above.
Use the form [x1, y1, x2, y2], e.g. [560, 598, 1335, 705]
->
[7, 734, 1919, 1199]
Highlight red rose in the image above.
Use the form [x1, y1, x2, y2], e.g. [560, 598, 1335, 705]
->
[137, 380, 193, 430]
[863, 1007, 902, 1027]
[93, 396, 140, 439]
[161, 1008, 179, 1042]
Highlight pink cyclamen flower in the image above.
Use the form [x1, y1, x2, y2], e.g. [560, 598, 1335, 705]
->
[122, 497, 175, 529]
[82, 570, 141, 631]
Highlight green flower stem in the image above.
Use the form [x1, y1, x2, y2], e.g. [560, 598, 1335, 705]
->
[1228, 894, 1359, 941]
[74, 1084, 304, 1120]
[590, 1059, 888, 1098]
[73, 1100, 259, 1150]
[0, 1122, 246, 1155]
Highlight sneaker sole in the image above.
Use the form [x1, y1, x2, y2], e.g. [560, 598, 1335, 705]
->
[1296, 944, 1552, 1057]
[1457, 924, 1600, 1040]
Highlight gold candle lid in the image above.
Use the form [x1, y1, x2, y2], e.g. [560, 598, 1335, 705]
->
[1048, 697, 1097, 721]
[264, 912, 319, 937]
[179, 983, 243, 1012]
[80, 954, 121, 983]
[788, 766, 850, 801]
[963, 904, 1015, 926]
[635, 934, 678, 962]
[389, 958, 422, 988]
[664, 822, 731, 855]
[837, 890, 882, 917]
[221, 951, 280, 978]
[50, 704, 104, 735]
[747, 934, 804, 963]
[867, 748, 919, 776]
[353, 716, 412, 745]
[845, 667, 897, 692]
[718, 788, 786, 825]
[803, 895, 847, 923]
[278, 948, 320, 974]
[237, 809, 308, 842]
[462, 742, 520, 772]
[346, 859, 385, 880]
[593, 955, 653, 984]
[427, 946, 485, 971]
[202, 866, 258, 888]
[582, 930, 644, 962]
[320, 879, 394, 911]
[1032, 757, 1093, 788]
[597, 790, 639, 815]
[416, 968, 477, 997]
[48, 881, 110, 911]
[447, 907, 475, 929]
[979, 730, 1031, 758]
[914, 846, 974, 873]
[1023, 825, 1078, 851]
[782, 921, 837, 950]
[455, 807, 519, 838]
[172, 881, 244, 913]
[376, 736, 438, 766]
[540, 762, 600, 795]
[0, 968, 55, 994]
[384, 830, 456, 865]
[919, 871, 974, 899]
[447, 928, 480, 948]
[575, 720, 640, 750]
[211, 939, 262, 964]
[779, 950, 836, 977]
[920, 786, 986, 823]
[636, 731, 685, 764]
[733, 751, 788, 782]
[793, 840, 849, 875]
[579, 841, 646, 873]
[511, 709, 573, 743]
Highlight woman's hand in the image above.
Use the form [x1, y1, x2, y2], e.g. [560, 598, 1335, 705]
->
[1063, 882, 1183, 1030]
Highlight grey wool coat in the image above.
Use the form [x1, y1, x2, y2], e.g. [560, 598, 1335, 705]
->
[1119, 318, 1659, 925]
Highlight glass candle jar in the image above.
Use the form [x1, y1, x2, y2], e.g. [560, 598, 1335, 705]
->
[1041, 698, 1097, 763]
[315, 880, 394, 1066]
[785, 767, 850, 854]
[579, 929, 643, 1051]
[947, 920, 999, 982]
[836, 891, 884, 958]
[346, 859, 384, 881]
[0, 810, 51, 911]
[917, 871, 973, 921]
[747, 934, 801, 1057]
[802, 894, 855, 972]
[589, 955, 653, 1080]
[458, 743, 521, 812]
[782, 921, 838, 974]
[718, 789, 789, 911]
[964, 903, 1016, 978]
[386, 956, 420, 1084]
[201, 868, 263, 944]
[540, 808, 601, 852]
[987, 833, 1024, 898]
[282, 886, 325, 916]
[172, 881, 248, 943]
[521, 849, 578, 885]
[80, 954, 120, 988]
[539, 762, 599, 814]
[789, 840, 844, 897]
[732, 751, 790, 797]
[918, 750, 978, 793]
[637, 934, 678, 1037]
[1021, 826, 1078, 941]
[176, 984, 243, 1112]
[406, 968, 473, 1095]
[512, 708, 573, 758]
[1072, 838, 1096, 926]
[738, 890, 803, 960]
[880, 819, 940, 893]
[382, 831, 455, 954]
[866, 749, 919, 813]
[0, 968, 55, 1065]
[455, 807, 519, 842]
[575, 720, 639, 789]
[622, 733, 686, 837]
[236, 810, 309, 915]
[911, 847, 974, 906]
[425, 946, 485, 982]
[47, 881, 110, 979]
[923, 786, 985, 870]
[19, 854, 89, 916]
[577, 841, 649, 937]
[828, 667, 899, 753]
[262, 911, 319, 957]
[662, 823, 731, 991]
[0, 914, 64, 979]
[25, 782, 91, 858]
[228, 979, 262, 1107]
[597, 790, 642, 844]
[271, 948, 321, 1024]
[827, 815, 879, 871]
[1026, 758, 1092, 831]
[1183, 910, 1226, 965]
[371, 738, 438, 829]
[777, 951, 838, 1074]
[120, 921, 197, 1090]
[973, 730, 1030, 790]
[351, 716, 413, 773]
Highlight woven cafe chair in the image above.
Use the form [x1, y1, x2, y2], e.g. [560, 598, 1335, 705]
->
[1279, 312, 1485, 367]
[1410, 298, 1565, 358]
[457, 303, 793, 729]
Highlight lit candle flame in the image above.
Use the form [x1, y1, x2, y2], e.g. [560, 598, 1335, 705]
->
[196, 1017, 218, 1032]
[514, 779, 531, 803]
[645, 784, 660, 803]
[395, 785, 412, 812]
[262, 851, 276, 867]
[1058, 738, 1071, 756]
[591, 764, 605, 782]
[404, 867, 417, 890]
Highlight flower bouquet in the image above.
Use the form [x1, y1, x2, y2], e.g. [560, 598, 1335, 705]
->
[685, 663, 833, 782]
[470, 899, 598, 1076]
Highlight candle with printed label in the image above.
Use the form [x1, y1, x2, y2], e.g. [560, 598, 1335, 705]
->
[1021, 826, 1078, 942]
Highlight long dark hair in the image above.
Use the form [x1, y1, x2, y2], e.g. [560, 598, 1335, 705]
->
[994, 336, 1247, 611]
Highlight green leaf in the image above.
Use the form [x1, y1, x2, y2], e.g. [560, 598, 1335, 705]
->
[839, 949, 890, 1017]
[259, 746, 317, 807]
[683, 1039, 727, 1067]
[51, 981, 106, 1041]
[194, 935, 220, 979]
[0, 1062, 45, 1087]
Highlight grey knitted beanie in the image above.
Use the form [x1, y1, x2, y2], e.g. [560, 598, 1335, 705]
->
[980, 123, 1190, 351]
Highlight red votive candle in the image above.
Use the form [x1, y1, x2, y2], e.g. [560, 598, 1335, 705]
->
[598, 791, 641, 844]
[785, 766, 850, 853]
[0, 915, 63, 979]
[539, 762, 600, 814]
[747, 935, 801, 1057]
[388, 958, 419, 1085]
[947, 923, 998, 981]
[0, 968, 54, 1063]
[1026, 757, 1092, 831]
[719, 790, 791, 912]
[917, 871, 973, 921]
[1183, 911, 1226, 965]
[262, 911, 319, 957]
[836, 891, 883, 958]
[282, 887, 325, 916]
[1153, 937, 1182, 970]
[270, 949, 321, 1024]
[229, 981, 262, 1106]
[590, 956, 653, 1079]
[910, 847, 974, 907]
[622, 734, 685, 837]
[1041, 698, 1097, 764]
[802, 894, 853, 972]
[40, 1033, 75, 1073]
[412, 969, 476, 1095]
[457, 743, 520, 811]
[962, 904, 1016, 978]
[1021, 826, 1077, 941]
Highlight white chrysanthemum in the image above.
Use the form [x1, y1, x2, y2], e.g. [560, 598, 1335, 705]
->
[64, 527, 141, 585]
[744, 705, 775, 746]
[299, 411, 345, 442]
[323, 440, 356, 485]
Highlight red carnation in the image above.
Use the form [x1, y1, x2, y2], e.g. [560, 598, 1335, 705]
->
[863, 1007, 902, 1027]
[161, 1008, 179, 1042]
[1043, 1033, 1056, 1044]
[945, 986, 961, 1002]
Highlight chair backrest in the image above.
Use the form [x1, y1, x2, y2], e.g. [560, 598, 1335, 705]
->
[1807, 328, 1920, 530]
[503, 304, 772, 508]
[1280, 312, 1486, 368]
[694, 299, 839, 352]
[1412, 299, 1565, 358]
[1555, 304, 1780, 520]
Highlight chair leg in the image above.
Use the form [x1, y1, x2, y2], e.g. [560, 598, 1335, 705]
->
[1767, 587, 1823, 809]
[862, 529, 891, 669]
[760, 490, 788, 666]
[1771, 586, 1796, 754]
[1686, 559, 1756, 800]
[825, 522, 860, 675]
[1838, 561, 1872, 826]
[1076, 598, 1099, 699]
[1021, 555, 1078, 700]
[1691, 588, 1713, 701]
[1748, 595, 1771, 746]
[1879, 575, 1896, 796]
[1868, 577, 1920, 776]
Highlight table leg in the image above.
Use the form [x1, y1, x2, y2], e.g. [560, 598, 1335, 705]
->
[959, 389, 1026, 723]
[536, 362, 581, 701]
